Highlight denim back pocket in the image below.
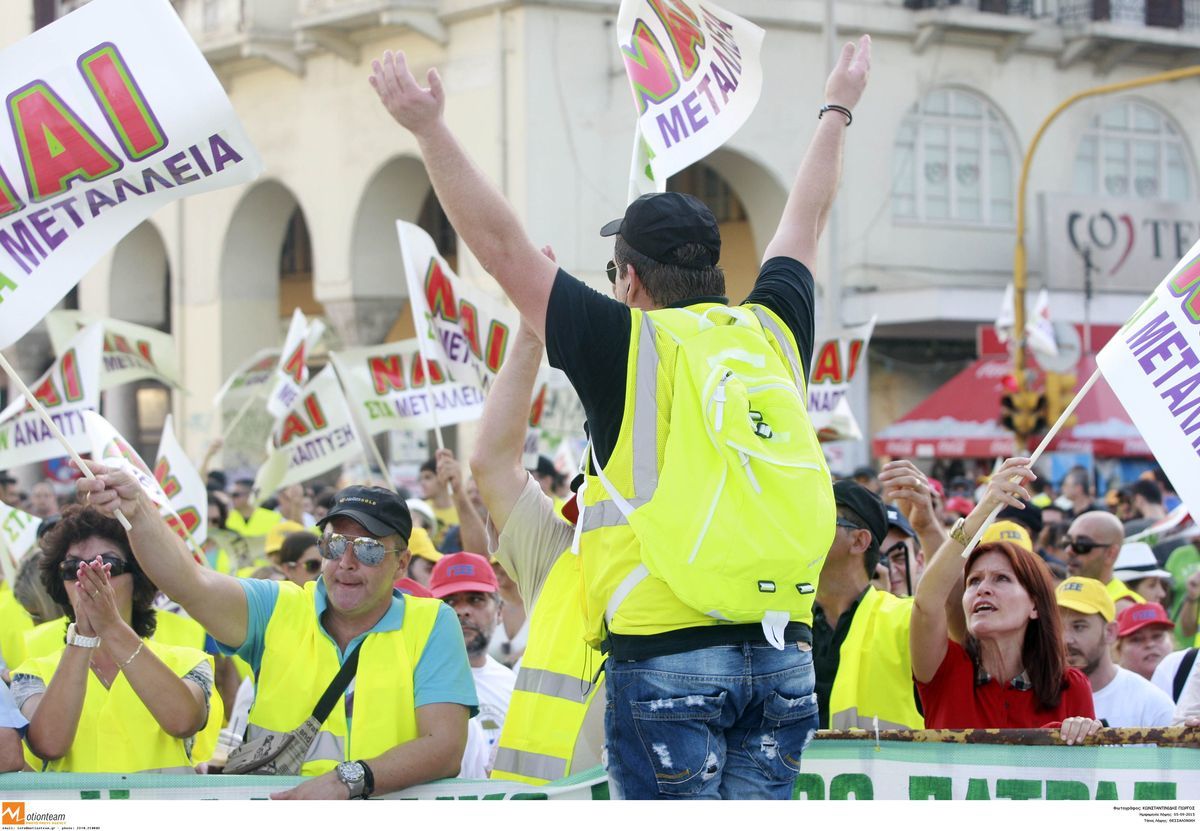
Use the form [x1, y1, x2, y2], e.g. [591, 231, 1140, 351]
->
[630, 691, 727, 797]
[745, 689, 818, 780]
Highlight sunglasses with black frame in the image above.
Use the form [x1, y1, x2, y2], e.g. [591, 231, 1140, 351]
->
[606, 260, 620, 284]
[1060, 536, 1116, 555]
[60, 555, 131, 582]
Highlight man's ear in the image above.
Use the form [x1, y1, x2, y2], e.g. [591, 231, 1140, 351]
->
[1102, 620, 1118, 646]
[624, 264, 653, 310]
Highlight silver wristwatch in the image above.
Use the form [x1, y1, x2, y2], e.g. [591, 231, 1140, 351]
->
[66, 622, 101, 649]
[335, 760, 367, 799]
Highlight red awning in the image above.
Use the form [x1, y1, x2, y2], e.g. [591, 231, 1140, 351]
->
[872, 353, 1151, 459]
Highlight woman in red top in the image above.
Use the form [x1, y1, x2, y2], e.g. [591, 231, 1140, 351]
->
[908, 457, 1100, 741]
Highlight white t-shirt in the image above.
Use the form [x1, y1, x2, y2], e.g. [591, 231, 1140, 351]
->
[459, 655, 515, 779]
[1092, 666, 1176, 728]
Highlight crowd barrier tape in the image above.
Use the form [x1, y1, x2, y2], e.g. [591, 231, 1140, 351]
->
[0, 738, 1197, 800]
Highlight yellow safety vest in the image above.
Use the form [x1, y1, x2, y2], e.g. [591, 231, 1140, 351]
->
[828, 587, 924, 730]
[17, 640, 221, 773]
[0, 582, 33, 671]
[225, 507, 283, 538]
[245, 580, 440, 776]
[1107, 578, 1146, 606]
[24, 611, 209, 661]
[576, 302, 832, 646]
[491, 552, 603, 785]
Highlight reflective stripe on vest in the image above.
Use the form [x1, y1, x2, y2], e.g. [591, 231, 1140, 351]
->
[492, 553, 603, 786]
[827, 587, 924, 731]
[18, 640, 218, 773]
[245, 580, 439, 776]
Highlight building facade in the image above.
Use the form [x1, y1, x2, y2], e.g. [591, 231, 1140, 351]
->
[3, 0, 1199, 480]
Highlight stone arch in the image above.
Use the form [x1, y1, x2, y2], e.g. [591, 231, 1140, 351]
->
[106, 221, 171, 457]
[218, 180, 307, 371]
[669, 147, 788, 301]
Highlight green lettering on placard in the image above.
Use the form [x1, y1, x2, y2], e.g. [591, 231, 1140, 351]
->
[830, 773, 873, 800]
[109, 790, 130, 799]
[909, 776, 952, 800]
[0, 271, 15, 299]
[996, 779, 1042, 800]
[792, 773, 824, 800]
[966, 778, 991, 800]
[510, 792, 549, 800]
[1046, 780, 1090, 800]
[1134, 782, 1176, 800]
[590, 782, 610, 800]
[80, 790, 100, 799]
[1095, 781, 1119, 800]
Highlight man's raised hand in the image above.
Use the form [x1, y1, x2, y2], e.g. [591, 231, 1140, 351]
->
[369, 50, 445, 137]
[825, 34, 871, 113]
[74, 460, 144, 520]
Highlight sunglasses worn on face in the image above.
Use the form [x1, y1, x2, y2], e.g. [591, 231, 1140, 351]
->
[883, 540, 910, 566]
[320, 532, 401, 567]
[61, 556, 130, 581]
[606, 260, 619, 284]
[1061, 536, 1112, 555]
[296, 559, 322, 575]
[835, 519, 862, 531]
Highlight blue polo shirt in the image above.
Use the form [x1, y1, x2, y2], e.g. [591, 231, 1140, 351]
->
[218, 577, 477, 715]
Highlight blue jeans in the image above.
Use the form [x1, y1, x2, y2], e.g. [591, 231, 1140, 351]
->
[604, 641, 817, 800]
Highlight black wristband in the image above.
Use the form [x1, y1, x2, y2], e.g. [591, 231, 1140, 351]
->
[358, 760, 375, 798]
[819, 104, 852, 126]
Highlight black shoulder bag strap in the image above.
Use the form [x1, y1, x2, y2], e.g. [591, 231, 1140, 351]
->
[312, 640, 365, 724]
[1174, 647, 1199, 703]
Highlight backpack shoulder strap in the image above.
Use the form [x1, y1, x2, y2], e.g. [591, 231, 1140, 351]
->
[1174, 647, 1199, 702]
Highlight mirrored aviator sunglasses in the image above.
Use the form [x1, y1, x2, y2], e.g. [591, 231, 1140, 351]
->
[60, 555, 130, 581]
[320, 533, 392, 566]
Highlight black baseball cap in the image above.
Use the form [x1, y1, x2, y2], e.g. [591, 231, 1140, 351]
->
[600, 192, 720, 265]
[833, 480, 888, 560]
[885, 504, 916, 538]
[317, 485, 412, 544]
[997, 501, 1044, 536]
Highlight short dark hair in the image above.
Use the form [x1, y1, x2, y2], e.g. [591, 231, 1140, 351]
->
[614, 235, 725, 307]
[1127, 479, 1163, 506]
[420, 458, 438, 475]
[234, 478, 254, 490]
[277, 531, 320, 565]
[1063, 466, 1092, 496]
[40, 506, 158, 639]
[207, 492, 228, 529]
[836, 505, 877, 579]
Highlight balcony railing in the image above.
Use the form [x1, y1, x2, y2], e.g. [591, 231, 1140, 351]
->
[904, 0, 1041, 15]
[1058, 0, 1200, 29]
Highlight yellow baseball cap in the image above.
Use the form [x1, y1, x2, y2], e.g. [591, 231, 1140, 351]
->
[264, 521, 306, 556]
[1056, 577, 1116, 622]
[407, 526, 442, 563]
[981, 520, 1033, 552]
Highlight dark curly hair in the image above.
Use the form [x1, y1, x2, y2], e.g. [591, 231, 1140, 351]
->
[40, 505, 158, 639]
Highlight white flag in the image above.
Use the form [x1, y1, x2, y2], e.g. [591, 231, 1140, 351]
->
[809, 318, 876, 443]
[46, 311, 181, 390]
[0, 505, 41, 585]
[995, 284, 1015, 343]
[0, 0, 262, 350]
[0, 323, 103, 469]
[618, 0, 764, 192]
[1027, 288, 1059, 357]
[254, 366, 362, 498]
[153, 414, 207, 547]
[265, 309, 324, 420]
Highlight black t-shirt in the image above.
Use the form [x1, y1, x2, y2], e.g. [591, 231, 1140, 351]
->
[545, 256, 817, 469]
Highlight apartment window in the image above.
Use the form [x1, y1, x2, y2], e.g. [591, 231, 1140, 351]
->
[893, 88, 1016, 226]
[1073, 100, 1194, 201]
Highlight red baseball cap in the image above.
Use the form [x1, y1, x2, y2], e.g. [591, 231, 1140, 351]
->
[944, 496, 975, 516]
[428, 552, 499, 598]
[1116, 602, 1174, 638]
[393, 577, 433, 598]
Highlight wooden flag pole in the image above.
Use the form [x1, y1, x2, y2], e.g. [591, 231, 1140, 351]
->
[0, 351, 131, 530]
[961, 368, 1102, 558]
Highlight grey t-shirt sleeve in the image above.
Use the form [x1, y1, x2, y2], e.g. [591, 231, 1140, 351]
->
[10, 673, 45, 714]
[0, 681, 28, 735]
[489, 473, 577, 611]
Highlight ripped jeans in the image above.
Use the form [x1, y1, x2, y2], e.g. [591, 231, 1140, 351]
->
[604, 641, 817, 800]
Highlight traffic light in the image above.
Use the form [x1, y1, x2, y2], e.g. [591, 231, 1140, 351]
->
[1043, 372, 1078, 428]
[1000, 390, 1047, 436]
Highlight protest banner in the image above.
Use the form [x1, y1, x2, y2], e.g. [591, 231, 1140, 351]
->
[1096, 237, 1200, 517]
[0, 323, 103, 469]
[46, 310, 181, 390]
[215, 348, 280, 409]
[329, 339, 487, 434]
[617, 0, 764, 194]
[0, 504, 41, 585]
[2, 740, 1198, 801]
[0, 0, 262, 351]
[265, 309, 324, 421]
[83, 410, 202, 560]
[398, 221, 515, 395]
[153, 414, 207, 547]
[213, 348, 280, 475]
[253, 366, 362, 498]
[809, 317, 875, 443]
